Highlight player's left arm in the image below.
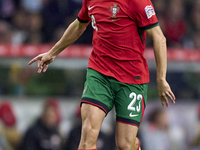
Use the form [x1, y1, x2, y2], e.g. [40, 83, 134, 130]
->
[146, 26, 176, 107]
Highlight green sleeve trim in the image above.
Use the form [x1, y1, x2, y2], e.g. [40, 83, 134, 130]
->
[141, 22, 159, 30]
[137, 25, 143, 43]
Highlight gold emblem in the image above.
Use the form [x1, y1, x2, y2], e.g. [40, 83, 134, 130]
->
[110, 4, 120, 18]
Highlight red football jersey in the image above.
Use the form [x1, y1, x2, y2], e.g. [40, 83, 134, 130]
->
[78, 0, 158, 84]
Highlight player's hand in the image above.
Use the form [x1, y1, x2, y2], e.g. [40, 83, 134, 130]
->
[157, 79, 176, 107]
[28, 52, 55, 73]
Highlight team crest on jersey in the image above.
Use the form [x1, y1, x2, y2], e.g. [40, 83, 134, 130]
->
[110, 4, 120, 18]
[144, 5, 155, 19]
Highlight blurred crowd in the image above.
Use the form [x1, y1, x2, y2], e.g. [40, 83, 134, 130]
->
[0, 0, 199, 48]
[0, 99, 200, 150]
[1, 1, 200, 150]
[0, 0, 92, 45]
[0, 99, 117, 150]
[151, 0, 200, 49]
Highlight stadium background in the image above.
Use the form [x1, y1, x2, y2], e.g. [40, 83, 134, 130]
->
[0, 0, 200, 150]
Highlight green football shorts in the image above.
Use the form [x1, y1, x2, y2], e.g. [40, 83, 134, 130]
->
[81, 68, 148, 127]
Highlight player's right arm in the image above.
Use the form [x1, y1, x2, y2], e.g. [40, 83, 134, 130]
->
[146, 26, 176, 107]
[129, 0, 175, 107]
[28, 19, 89, 73]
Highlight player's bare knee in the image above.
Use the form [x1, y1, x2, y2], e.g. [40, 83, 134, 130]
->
[134, 138, 139, 150]
[82, 125, 98, 137]
[81, 123, 99, 144]
[117, 144, 132, 150]
[116, 137, 136, 150]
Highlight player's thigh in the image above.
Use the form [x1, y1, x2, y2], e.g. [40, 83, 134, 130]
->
[79, 103, 106, 146]
[115, 122, 138, 148]
[81, 68, 115, 114]
[115, 83, 148, 127]
[81, 103, 106, 127]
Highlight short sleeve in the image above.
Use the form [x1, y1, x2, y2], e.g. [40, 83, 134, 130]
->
[78, 0, 90, 23]
[129, 0, 158, 30]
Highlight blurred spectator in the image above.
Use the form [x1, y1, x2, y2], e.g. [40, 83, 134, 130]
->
[26, 32, 43, 44]
[63, 106, 116, 150]
[41, 0, 70, 42]
[0, 0, 15, 19]
[192, 32, 200, 49]
[26, 12, 43, 43]
[51, 26, 66, 43]
[19, 99, 62, 150]
[151, 0, 166, 16]
[0, 122, 12, 150]
[189, 0, 200, 49]
[184, 0, 200, 49]
[140, 108, 186, 150]
[164, 0, 187, 47]
[189, 104, 200, 150]
[29, 13, 43, 33]
[11, 9, 29, 44]
[21, 0, 43, 13]
[189, 4, 200, 33]
[0, 20, 12, 43]
[0, 101, 21, 150]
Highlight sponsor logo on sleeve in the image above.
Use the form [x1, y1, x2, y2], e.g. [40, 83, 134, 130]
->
[144, 5, 155, 19]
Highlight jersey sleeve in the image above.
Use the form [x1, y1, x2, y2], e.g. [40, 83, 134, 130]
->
[129, 0, 158, 30]
[78, 0, 90, 23]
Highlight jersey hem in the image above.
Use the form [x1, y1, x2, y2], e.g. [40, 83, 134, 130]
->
[77, 17, 89, 23]
[88, 67, 150, 84]
[141, 22, 159, 30]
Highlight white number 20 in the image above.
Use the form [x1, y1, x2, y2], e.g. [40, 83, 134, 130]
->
[127, 92, 142, 113]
